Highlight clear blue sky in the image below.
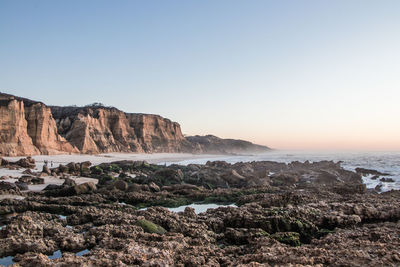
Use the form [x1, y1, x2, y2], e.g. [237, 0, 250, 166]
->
[1, 0, 400, 150]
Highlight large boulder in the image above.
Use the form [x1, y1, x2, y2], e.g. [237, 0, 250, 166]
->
[43, 184, 62, 191]
[15, 181, 29, 190]
[58, 164, 69, 173]
[18, 175, 43, 184]
[221, 170, 246, 186]
[380, 177, 395, 183]
[42, 165, 51, 175]
[22, 169, 34, 175]
[112, 180, 128, 191]
[271, 173, 299, 186]
[72, 182, 96, 195]
[66, 162, 79, 172]
[80, 161, 92, 169]
[127, 183, 143, 192]
[355, 168, 389, 176]
[0, 181, 17, 191]
[16, 157, 36, 169]
[62, 178, 76, 187]
[154, 168, 184, 185]
[0, 158, 8, 166]
[148, 182, 160, 192]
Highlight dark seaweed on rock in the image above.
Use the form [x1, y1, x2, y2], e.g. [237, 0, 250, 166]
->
[0, 159, 399, 266]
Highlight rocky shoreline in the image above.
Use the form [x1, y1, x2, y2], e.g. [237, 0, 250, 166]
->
[0, 157, 399, 266]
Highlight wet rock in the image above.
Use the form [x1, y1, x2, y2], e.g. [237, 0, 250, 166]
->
[154, 168, 184, 185]
[0, 181, 17, 191]
[332, 184, 366, 195]
[271, 173, 299, 186]
[148, 182, 160, 192]
[221, 170, 246, 186]
[113, 180, 128, 191]
[80, 161, 92, 169]
[62, 178, 76, 187]
[72, 182, 96, 195]
[22, 169, 34, 175]
[43, 184, 62, 191]
[18, 175, 44, 185]
[32, 177, 45, 185]
[42, 165, 51, 175]
[15, 181, 29, 190]
[15, 157, 36, 169]
[355, 168, 389, 176]
[380, 177, 395, 183]
[127, 183, 143, 192]
[58, 164, 69, 173]
[1, 159, 399, 266]
[18, 175, 35, 184]
[375, 184, 383, 192]
[135, 219, 167, 234]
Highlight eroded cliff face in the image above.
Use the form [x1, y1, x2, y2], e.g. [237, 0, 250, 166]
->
[0, 97, 40, 156]
[51, 106, 144, 154]
[126, 114, 193, 152]
[24, 103, 79, 155]
[0, 92, 270, 156]
[50, 106, 193, 154]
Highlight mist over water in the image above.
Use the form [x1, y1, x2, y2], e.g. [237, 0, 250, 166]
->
[168, 150, 400, 192]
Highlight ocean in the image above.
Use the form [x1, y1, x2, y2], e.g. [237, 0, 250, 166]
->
[167, 150, 400, 192]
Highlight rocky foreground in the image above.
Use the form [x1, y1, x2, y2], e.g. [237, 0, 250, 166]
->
[0, 158, 399, 266]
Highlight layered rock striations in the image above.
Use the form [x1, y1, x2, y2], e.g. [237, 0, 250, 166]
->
[0, 96, 40, 156]
[0, 92, 270, 156]
[50, 106, 193, 154]
[24, 103, 79, 155]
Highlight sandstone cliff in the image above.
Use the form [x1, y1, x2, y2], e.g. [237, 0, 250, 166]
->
[50, 106, 192, 154]
[0, 92, 270, 156]
[25, 103, 79, 155]
[0, 96, 40, 156]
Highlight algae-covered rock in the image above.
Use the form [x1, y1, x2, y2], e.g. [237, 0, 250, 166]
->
[135, 219, 166, 234]
[271, 232, 301, 246]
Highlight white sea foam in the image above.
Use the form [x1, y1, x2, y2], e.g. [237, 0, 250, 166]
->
[166, 150, 400, 192]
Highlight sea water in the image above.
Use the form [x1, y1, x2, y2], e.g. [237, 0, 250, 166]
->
[167, 150, 400, 192]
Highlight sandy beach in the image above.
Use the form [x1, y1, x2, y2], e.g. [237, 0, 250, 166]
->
[2, 153, 226, 173]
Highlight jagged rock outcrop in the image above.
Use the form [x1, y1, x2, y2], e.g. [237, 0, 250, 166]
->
[0, 92, 270, 156]
[0, 96, 40, 156]
[24, 103, 78, 155]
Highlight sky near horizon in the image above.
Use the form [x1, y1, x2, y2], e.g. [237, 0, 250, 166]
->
[1, 0, 400, 150]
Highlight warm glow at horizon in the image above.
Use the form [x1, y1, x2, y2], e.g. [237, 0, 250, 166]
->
[1, 1, 400, 151]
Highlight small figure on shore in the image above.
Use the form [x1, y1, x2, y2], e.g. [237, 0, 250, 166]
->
[51, 161, 53, 167]
[44, 160, 48, 167]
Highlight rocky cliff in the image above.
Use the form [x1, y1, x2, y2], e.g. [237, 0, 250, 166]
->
[0, 96, 40, 156]
[50, 106, 193, 154]
[186, 135, 270, 154]
[0, 92, 270, 156]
